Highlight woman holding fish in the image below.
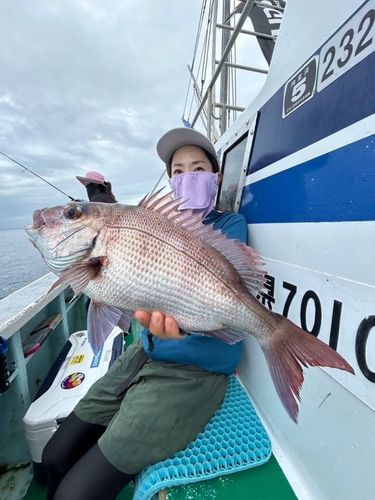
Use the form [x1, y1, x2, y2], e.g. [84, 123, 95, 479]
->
[41, 128, 251, 500]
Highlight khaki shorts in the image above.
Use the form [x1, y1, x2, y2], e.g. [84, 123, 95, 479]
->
[74, 340, 228, 474]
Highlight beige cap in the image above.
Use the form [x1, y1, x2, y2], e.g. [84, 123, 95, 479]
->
[156, 127, 218, 167]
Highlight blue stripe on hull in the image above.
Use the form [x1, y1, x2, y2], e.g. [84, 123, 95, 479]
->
[249, 51, 375, 174]
[241, 135, 375, 224]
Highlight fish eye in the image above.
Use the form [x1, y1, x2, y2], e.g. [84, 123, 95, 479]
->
[65, 205, 83, 220]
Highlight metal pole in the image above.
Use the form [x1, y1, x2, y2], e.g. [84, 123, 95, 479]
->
[187, 65, 210, 127]
[191, 0, 256, 128]
[188, 65, 220, 141]
[215, 103, 246, 112]
[223, 61, 268, 74]
[188, 65, 205, 108]
[220, 0, 231, 136]
[207, 0, 218, 141]
[216, 23, 276, 40]
[148, 169, 167, 198]
[255, 1, 285, 12]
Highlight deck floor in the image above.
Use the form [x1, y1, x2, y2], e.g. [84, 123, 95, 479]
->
[23, 455, 297, 499]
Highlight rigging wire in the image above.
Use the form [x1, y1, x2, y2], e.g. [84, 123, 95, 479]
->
[200, 0, 215, 92]
[0, 150, 75, 201]
[190, 0, 208, 74]
[185, 0, 216, 127]
[184, 0, 215, 125]
[182, 0, 208, 122]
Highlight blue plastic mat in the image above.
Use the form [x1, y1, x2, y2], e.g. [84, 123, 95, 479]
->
[133, 375, 272, 500]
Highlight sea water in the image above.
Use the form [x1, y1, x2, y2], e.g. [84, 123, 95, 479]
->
[0, 228, 50, 300]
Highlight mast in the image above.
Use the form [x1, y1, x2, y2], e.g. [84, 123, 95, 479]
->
[191, 0, 257, 130]
[189, 0, 276, 139]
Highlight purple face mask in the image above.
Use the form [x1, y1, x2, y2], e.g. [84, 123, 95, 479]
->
[169, 172, 220, 218]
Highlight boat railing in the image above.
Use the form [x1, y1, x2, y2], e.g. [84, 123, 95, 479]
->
[0, 273, 89, 468]
[0, 273, 66, 342]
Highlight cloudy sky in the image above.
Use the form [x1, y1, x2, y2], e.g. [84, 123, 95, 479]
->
[0, 0, 267, 230]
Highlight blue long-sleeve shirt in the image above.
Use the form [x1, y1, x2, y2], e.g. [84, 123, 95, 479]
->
[141, 210, 248, 374]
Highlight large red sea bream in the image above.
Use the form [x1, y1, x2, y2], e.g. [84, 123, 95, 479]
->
[25, 191, 354, 422]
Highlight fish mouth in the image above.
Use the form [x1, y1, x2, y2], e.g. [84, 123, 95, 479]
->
[28, 209, 46, 230]
[25, 210, 47, 249]
[25, 208, 49, 232]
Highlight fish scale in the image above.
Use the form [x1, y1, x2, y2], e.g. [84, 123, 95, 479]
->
[85, 220, 252, 333]
[25, 192, 354, 423]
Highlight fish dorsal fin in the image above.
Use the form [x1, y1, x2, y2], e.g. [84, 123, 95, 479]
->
[139, 189, 267, 294]
[196, 224, 267, 294]
[139, 188, 204, 226]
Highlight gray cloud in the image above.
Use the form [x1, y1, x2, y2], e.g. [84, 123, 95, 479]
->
[0, 0, 267, 229]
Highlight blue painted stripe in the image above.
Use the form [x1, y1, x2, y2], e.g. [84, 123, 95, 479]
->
[248, 51, 375, 175]
[241, 135, 375, 224]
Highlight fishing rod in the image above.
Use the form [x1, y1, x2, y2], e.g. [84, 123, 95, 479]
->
[0, 150, 75, 201]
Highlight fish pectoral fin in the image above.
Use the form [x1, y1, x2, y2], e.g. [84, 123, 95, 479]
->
[204, 328, 248, 344]
[47, 259, 102, 298]
[262, 313, 355, 424]
[87, 301, 123, 354]
[46, 277, 66, 297]
[98, 255, 109, 266]
[118, 309, 134, 334]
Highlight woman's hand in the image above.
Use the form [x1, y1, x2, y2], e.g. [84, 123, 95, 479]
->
[133, 310, 187, 340]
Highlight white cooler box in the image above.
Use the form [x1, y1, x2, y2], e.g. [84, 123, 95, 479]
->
[23, 326, 125, 482]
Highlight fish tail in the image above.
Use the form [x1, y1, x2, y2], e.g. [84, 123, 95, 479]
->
[262, 313, 354, 423]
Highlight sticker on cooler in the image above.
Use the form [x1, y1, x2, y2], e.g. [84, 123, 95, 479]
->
[70, 355, 85, 365]
[61, 372, 85, 389]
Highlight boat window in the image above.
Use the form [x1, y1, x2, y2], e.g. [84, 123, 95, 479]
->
[217, 134, 248, 213]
